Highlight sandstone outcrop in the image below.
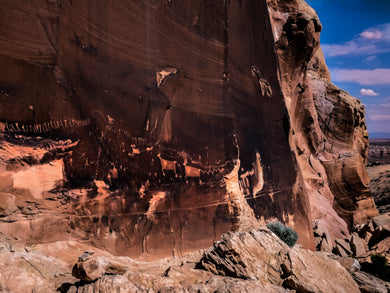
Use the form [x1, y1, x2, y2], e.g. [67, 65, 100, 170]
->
[198, 228, 360, 293]
[268, 0, 377, 245]
[352, 271, 390, 293]
[0, 0, 378, 260]
[0, 227, 369, 292]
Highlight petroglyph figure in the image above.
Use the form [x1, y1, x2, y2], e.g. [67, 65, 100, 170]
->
[182, 155, 202, 184]
[184, 164, 201, 178]
[157, 153, 176, 176]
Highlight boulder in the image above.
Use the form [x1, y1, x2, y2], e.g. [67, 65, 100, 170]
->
[350, 233, 368, 257]
[371, 214, 390, 229]
[0, 233, 12, 254]
[0, 192, 17, 218]
[317, 237, 333, 253]
[196, 228, 288, 284]
[337, 257, 361, 274]
[72, 254, 128, 282]
[197, 228, 360, 293]
[334, 239, 353, 257]
[67, 275, 147, 293]
[357, 221, 375, 239]
[370, 238, 390, 262]
[283, 250, 359, 293]
[352, 271, 390, 293]
[368, 226, 390, 247]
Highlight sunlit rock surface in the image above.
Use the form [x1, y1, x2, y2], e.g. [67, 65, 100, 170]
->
[268, 0, 378, 244]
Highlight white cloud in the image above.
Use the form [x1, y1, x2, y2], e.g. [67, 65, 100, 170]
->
[322, 42, 378, 57]
[331, 68, 390, 85]
[369, 114, 390, 121]
[360, 29, 383, 40]
[379, 97, 390, 107]
[365, 55, 378, 62]
[360, 88, 379, 96]
[366, 100, 390, 122]
[322, 23, 390, 57]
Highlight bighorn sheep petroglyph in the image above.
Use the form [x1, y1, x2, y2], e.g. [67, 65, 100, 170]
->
[157, 153, 176, 176]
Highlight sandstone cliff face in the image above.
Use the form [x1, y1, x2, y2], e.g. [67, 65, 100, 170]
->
[0, 0, 377, 257]
[268, 0, 378, 242]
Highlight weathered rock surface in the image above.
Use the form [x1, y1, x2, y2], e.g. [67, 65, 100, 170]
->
[352, 271, 390, 293]
[337, 257, 361, 274]
[351, 232, 368, 257]
[0, 230, 296, 292]
[268, 0, 378, 246]
[0, 0, 386, 291]
[198, 228, 360, 293]
[1, 227, 370, 292]
[197, 228, 289, 283]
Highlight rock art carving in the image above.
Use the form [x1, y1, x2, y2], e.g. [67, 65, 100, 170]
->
[157, 153, 177, 176]
[4, 119, 90, 134]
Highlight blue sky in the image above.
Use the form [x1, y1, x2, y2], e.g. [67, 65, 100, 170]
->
[306, 0, 390, 137]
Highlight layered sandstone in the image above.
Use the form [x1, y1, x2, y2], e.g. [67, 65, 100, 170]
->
[268, 0, 378, 242]
[0, 0, 377, 258]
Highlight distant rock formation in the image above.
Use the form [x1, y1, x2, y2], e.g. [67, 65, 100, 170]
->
[0, 0, 378, 257]
[368, 139, 390, 165]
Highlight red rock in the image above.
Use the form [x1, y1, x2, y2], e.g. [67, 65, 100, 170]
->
[0, 0, 378, 258]
[268, 0, 378, 245]
[198, 228, 360, 292]
[335, 239, 353, 256]
[352, 271, 390, 293]
[372, 214, 390, 229]
[350, 233, 368, 257]
[368, 226, 390, 248]
[338, 257, 361, 274]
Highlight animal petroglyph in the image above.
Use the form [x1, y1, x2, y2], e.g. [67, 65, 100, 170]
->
[157, 153, 177, 176]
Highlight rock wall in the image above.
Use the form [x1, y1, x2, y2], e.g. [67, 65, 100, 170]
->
[0, 0, 377, 257]
[268, 0, 378, 242]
